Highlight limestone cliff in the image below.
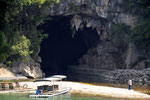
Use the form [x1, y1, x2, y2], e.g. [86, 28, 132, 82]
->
[9, 0, 150, 84]
[42, 0, 147, 68]
[12, 57, 43, 78]
[47, 0, 140, 69]
[45, 0, 150, 84]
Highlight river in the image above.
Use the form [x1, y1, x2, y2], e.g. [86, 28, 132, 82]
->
[0, 93, 127, 100]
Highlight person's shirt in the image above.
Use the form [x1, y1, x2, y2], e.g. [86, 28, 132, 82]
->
[128, 80, 132, 86]
[36, 89, 39, 95]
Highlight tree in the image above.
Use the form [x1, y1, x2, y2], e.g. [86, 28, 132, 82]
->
[111, 23, 131, 47]
[119, 0, 150, 48]
[11, 35, 32, 58]
[0, 31, 9, 62]
[0, 0, 59, 63]
[130, 19, 150, 48]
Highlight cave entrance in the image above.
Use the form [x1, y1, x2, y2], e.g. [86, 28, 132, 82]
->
[39, 15, 99, 77]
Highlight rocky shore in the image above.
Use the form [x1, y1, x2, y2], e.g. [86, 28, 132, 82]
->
[68, 67, 150, 85]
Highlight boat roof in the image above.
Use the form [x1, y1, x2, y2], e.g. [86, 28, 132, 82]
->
[51, 75, 67, 79]
[33, 77, 61, 82]
[43, 77, 61, 81]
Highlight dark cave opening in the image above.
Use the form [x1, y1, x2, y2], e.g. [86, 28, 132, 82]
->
[39, 15, 100, 77]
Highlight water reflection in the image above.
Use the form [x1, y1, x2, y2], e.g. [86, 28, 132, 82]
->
[48, 93, 71, 100]
[0, 93, 127, 100]
[47, 93, 121, 100]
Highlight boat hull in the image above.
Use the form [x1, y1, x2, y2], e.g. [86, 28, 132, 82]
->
[29, 87, 71, 98]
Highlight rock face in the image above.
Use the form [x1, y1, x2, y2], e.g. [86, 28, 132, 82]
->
[47, 0, 142, 70]
[12, 57, 43, 78]
[41, 0, 150, 84]
[10, 0, 150, 83]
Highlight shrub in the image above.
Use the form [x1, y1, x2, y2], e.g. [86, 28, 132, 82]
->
[0, 31, 9, 63]
[111, 23, 131, 47]
[10, 35, 32, 59]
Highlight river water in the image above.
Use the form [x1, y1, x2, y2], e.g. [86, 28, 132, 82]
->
[0, 93, 127, 100]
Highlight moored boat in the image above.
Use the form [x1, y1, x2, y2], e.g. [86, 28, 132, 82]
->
[29, 75, 71, 98]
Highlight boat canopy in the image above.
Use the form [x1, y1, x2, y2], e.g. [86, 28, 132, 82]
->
[43, 77, 61, 81]
[33, 79, 51, 82]
[51, 75, 67, 79]
[34, 77, 61, 82]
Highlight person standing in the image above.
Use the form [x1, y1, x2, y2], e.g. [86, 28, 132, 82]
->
[36, 89, 39, 95]
[128, 80, 132, 90]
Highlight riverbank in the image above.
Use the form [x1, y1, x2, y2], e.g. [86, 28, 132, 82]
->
[0, 81, 150, 99]
[68, 82, 150, 99]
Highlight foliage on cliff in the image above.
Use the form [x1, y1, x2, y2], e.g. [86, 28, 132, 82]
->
[129, 0, 150, 48]
[0, 31, 8, 62]
[111, 23, 131, 47]
[0, 0, 59, 65]
[130, 19, 150, 48]
[113, 0, 150, 49]
[11, 35, 32, 58]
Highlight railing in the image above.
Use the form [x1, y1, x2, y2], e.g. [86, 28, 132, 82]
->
[0, 82, 20, 90]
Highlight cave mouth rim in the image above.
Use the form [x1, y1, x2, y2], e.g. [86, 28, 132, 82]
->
[38, 15, 100, 76]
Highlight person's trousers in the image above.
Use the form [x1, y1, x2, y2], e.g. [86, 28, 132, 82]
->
[128, 85, 132, 90]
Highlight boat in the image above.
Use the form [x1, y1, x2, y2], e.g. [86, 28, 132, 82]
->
[29, 87, 71, 98]
[29, 75, 71, 98]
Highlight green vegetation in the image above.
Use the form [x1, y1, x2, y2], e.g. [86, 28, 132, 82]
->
[11, 35, 32, 59]
[111, 23, 131, 47]
[130, 19, 150, 48]
[0, 0, 59, 65]
[111, 21, 150, 49]
[112, 0, 150, 49]
[68, 3, 80, 12]
[0, 31, 9, 62]
[129, 0, 150, 48]
[120, 0, 150, 16]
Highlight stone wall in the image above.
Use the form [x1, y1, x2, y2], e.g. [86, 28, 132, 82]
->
[68, 66, 150, 85]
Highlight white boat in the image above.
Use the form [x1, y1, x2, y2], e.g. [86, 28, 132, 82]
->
[29, 87, 71, 98]
[29, 75, 71, 98]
